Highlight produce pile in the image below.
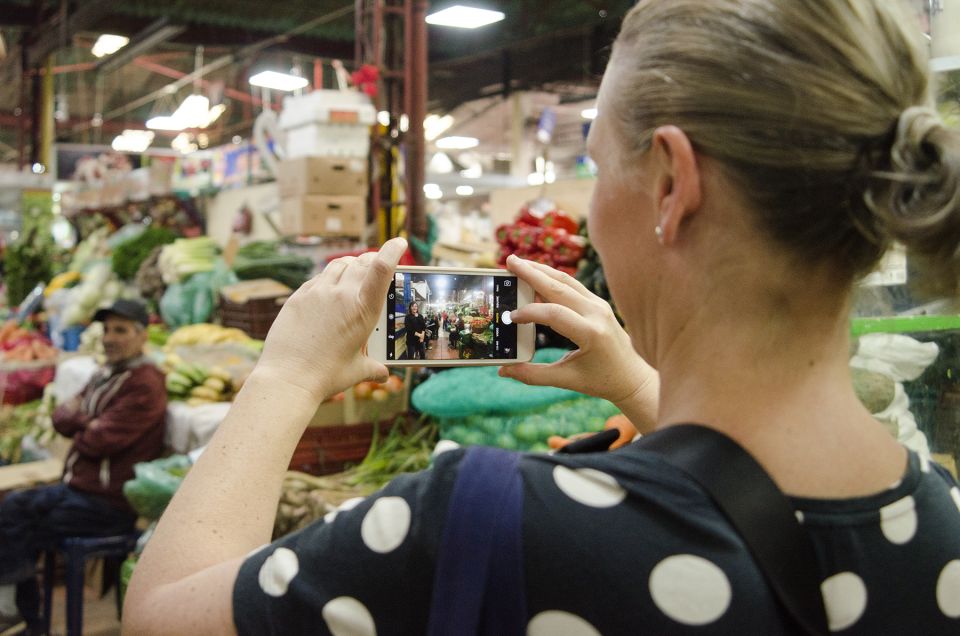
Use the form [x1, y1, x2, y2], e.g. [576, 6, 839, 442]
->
[441, 396, 620, 451]
[495, 202, 585, 275]
[159, 237, 220, 284]
[164, 323, 251, 348]
[232, 241, 314, 290]
[0, 321, 57, 362]
[112, 226, 177, 280]
[274, 419, 436, 538]
[330, 374, 406, 403]
[0, 390, 56, 464]
[4, 229, 56, 307]
[163, 361, 234, 405]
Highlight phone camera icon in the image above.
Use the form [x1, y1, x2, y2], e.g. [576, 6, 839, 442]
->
[503, 280, 512, 287]
[389, 293, 395, 299]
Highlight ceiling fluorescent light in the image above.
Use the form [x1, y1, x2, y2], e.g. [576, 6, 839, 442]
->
[426, 5, 505, 29]
[172, 94, 211, 129]
[146, 116, 182, 131]
[436, 136, 479, 150]
[456, 185, 475, 196]
[111, 129, 155, 153]
[249, 70, 309, 92]
[92, 34, 129, 58]
[580, 108, 598, 120]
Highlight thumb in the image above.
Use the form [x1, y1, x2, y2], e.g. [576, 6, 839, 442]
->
[499, 362, 558, 388]
[361, 358, 390, 384]
[359, 237, 408, 306]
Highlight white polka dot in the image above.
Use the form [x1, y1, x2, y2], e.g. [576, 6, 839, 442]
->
[324, 496, 366, 525]
[527, 610, 601, 636]
[937, 560, 960, 618]
[432, 439, 461, 457]
[821, 571, 867, 631]
[360, 496, 411, 553]
[552, 465, 627, 508]
[950, 487, 960, 513]
[795, 510, 805, 524]
[879, 495, 917, 545]
[921, 455, 931, 473]
[258, 547, 299, 597]
[649, 554, 732, 625]
[322, 596, 377, 636]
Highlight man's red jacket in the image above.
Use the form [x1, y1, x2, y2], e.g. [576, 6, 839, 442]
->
[52, 357, 167, 511]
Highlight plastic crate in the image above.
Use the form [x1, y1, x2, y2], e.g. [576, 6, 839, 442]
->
[290, 420, 397, 476]
[219, 294, 285, 340]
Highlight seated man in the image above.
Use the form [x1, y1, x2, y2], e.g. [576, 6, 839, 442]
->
[0, 299, 167, 635]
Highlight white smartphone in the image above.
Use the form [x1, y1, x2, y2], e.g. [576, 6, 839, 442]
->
[366, 266, 536, 366]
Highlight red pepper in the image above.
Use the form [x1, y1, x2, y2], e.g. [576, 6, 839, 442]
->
[542, 210, 579, 234]
[495, 224, 514, 246]
[531, 252, 555, 266]
[516, 206, 544, 227]
[553, 234, 586, 265]
[537, 227, 568, 253]
[516, 225, 544, 252]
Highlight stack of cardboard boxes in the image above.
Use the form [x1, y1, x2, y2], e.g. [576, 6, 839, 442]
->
[277, 157, 369, 238]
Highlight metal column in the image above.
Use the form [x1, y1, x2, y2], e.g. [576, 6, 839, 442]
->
[355, 0, 428, 244]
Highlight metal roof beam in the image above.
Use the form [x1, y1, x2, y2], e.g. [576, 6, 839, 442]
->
[94, 18, 186, 75]
[26, 0, 113, 68]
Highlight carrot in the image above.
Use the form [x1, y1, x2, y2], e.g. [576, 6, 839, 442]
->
[547, 435, 570, 450]
[604, 414, 639, 450]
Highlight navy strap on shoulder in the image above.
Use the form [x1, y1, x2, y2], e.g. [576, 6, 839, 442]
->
[637, 424, 829, 635]
[428, 446, 527, 636]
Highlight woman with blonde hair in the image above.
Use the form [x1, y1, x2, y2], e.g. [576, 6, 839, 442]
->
[124, 1, 960, 633]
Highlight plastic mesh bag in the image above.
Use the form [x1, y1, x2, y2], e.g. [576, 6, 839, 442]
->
[411, 348, 582, 418]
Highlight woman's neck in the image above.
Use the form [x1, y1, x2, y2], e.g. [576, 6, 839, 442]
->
[651, 291, 907, 498]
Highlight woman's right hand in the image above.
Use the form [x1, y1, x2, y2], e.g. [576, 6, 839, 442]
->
[499, 255, 660, 431]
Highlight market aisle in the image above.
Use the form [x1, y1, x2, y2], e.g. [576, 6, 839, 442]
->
[426, 331, 457, 361]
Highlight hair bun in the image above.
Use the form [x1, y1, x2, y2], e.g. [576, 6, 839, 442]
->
[865, 105, 960, 293]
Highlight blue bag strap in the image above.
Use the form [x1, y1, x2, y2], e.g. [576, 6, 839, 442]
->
[428, 446, 527, 636]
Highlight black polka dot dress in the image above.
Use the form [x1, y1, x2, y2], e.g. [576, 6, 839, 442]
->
[234, 444, 960, 634]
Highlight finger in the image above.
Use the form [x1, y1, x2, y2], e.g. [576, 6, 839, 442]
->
[509, 303, 596, 347]
[358, 238, 407, 307]
[506, 255, 594, 312]
[499, 358, 583, 390]
[320, 259, 351, 285]
[340, 250, 380, 289]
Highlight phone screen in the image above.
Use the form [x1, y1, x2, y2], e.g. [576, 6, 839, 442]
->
[386, 272, 519, 361]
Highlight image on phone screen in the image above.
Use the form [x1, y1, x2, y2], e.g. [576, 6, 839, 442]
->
[386, 272, 518, 361]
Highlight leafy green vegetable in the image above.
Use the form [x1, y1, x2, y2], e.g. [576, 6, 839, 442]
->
[112, 227, 177, 280]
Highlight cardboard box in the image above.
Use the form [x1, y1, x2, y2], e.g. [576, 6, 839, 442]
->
[278, 157, 368, 197]
[280, 195, 366, 237]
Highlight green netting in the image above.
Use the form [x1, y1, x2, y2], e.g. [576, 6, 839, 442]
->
[411, 348, 585, 418]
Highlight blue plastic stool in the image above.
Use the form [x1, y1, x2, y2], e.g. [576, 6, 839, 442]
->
[41, 532, 140, 636]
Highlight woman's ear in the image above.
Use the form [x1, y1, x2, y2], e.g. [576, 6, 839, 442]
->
[651, 126, 702, 245]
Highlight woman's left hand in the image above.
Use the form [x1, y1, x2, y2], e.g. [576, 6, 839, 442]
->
[254, 238, 407, 403]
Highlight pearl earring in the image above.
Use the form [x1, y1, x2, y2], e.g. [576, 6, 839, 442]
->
[654, 226, 664, 240]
